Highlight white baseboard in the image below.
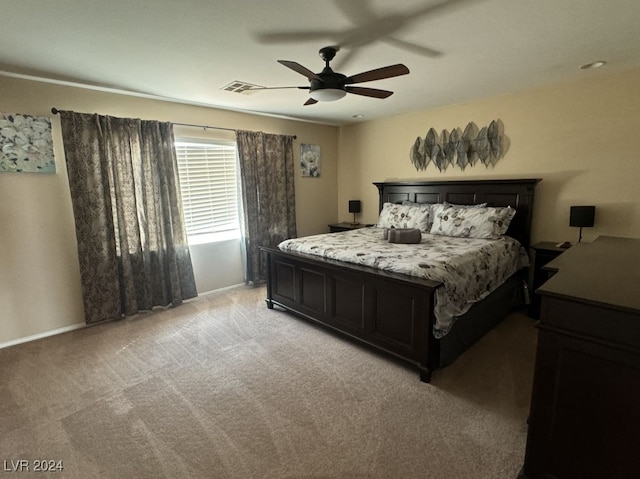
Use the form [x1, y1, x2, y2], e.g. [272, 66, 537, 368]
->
[0, 323, 86, 350]
[0, 283, 248, 350]
[194, 282, 247, 298]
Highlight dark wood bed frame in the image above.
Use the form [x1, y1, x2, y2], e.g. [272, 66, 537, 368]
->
[262, 178, 540, 382]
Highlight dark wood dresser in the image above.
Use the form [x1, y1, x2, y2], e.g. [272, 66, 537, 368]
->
[529, 242, 569, 318]
[520, 236, 640, 479]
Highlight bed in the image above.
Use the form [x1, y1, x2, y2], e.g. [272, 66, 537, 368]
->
[261, 179, 540, 382]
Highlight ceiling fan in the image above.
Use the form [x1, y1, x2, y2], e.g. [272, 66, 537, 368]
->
[267, 46, 409, 106]
[255, 0, 483, 70]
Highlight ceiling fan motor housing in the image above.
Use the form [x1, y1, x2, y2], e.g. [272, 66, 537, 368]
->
[309, 72, 347, 91]
[310, 68, 347, 92]
[276, 45, 409, 104]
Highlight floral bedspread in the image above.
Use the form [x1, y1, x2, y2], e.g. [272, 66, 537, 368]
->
[279, 227, 528, 338]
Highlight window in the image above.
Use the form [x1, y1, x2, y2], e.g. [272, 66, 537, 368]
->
[175, 139, 240, 244]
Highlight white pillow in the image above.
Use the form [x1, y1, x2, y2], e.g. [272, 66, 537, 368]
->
[377, 202, 433, 232]
[430, 204, 516, 239]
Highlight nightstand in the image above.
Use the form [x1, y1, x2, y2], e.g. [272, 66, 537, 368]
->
[529, 241, 569, 318]
[328, 222, 368, 233]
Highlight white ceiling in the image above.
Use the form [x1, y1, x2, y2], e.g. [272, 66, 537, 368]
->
[2, 0, 640, 126]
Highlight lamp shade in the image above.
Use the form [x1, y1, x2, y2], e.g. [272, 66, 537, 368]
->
[348, 200, 361, 213]
[570, 206, 595, 228]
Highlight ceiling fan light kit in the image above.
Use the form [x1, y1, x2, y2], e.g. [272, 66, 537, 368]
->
[275, 46, 409, 105]
[309, 88, 346, 102]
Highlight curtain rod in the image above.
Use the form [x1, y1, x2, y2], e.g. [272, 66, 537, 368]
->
[51, 108, 297, 139]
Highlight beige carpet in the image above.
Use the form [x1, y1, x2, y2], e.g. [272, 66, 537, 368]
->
[0, 285, 536, 478]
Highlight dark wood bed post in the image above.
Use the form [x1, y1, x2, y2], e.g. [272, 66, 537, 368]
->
[265, 255, 274, 310]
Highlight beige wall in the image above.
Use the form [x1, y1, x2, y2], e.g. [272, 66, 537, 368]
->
[0, 76, 338, 345]
[4, 66, 640, 345]
[338, 67, 640, 244]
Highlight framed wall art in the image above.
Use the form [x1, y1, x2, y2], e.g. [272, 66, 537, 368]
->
[300, 143, 320, 177]
[0, 113, 55, 173]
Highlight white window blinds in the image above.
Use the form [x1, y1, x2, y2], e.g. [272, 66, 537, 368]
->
[175, 140, 239, 239]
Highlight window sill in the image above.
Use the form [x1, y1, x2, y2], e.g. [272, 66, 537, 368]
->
[188, 230, 241, 246]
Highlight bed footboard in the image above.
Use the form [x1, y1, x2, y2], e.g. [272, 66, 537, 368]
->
[262, 246, 441, 382]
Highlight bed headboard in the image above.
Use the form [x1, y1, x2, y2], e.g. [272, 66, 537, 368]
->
[373, 178, 540, 249]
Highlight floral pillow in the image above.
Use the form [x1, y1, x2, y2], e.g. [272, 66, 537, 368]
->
[377, 202, 433, 232]
[430, 204, 516, 239]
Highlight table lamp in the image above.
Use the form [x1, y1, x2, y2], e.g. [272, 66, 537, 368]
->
[349, 200, 361, 225]
[569, 205, 595, 243]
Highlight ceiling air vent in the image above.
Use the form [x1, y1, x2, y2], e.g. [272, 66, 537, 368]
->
[221, 81, 263, 95]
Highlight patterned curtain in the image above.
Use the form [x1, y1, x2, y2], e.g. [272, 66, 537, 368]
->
[59, 111, 197, 324]
[236, 130, 296, 283]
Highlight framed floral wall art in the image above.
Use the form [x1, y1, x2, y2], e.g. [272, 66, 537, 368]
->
[300, 143, 320, 177]
[0, 113, 55, 173]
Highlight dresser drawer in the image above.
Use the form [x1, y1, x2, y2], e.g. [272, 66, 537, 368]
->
[541, 296, 640, 349]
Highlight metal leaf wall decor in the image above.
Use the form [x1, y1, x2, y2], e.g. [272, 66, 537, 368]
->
[410, 119, 505, 172]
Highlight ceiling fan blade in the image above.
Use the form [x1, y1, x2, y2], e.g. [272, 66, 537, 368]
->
[255, 29, 337, 44]
[330, 47, 358, 71]
[383, 37, 441, 58]
[277, 60, 322, 81]
[345, 86, 393, 99]
[304, 98, 318, 106]
[246, 86, 310, 91]
[345, 64, 409, 84]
